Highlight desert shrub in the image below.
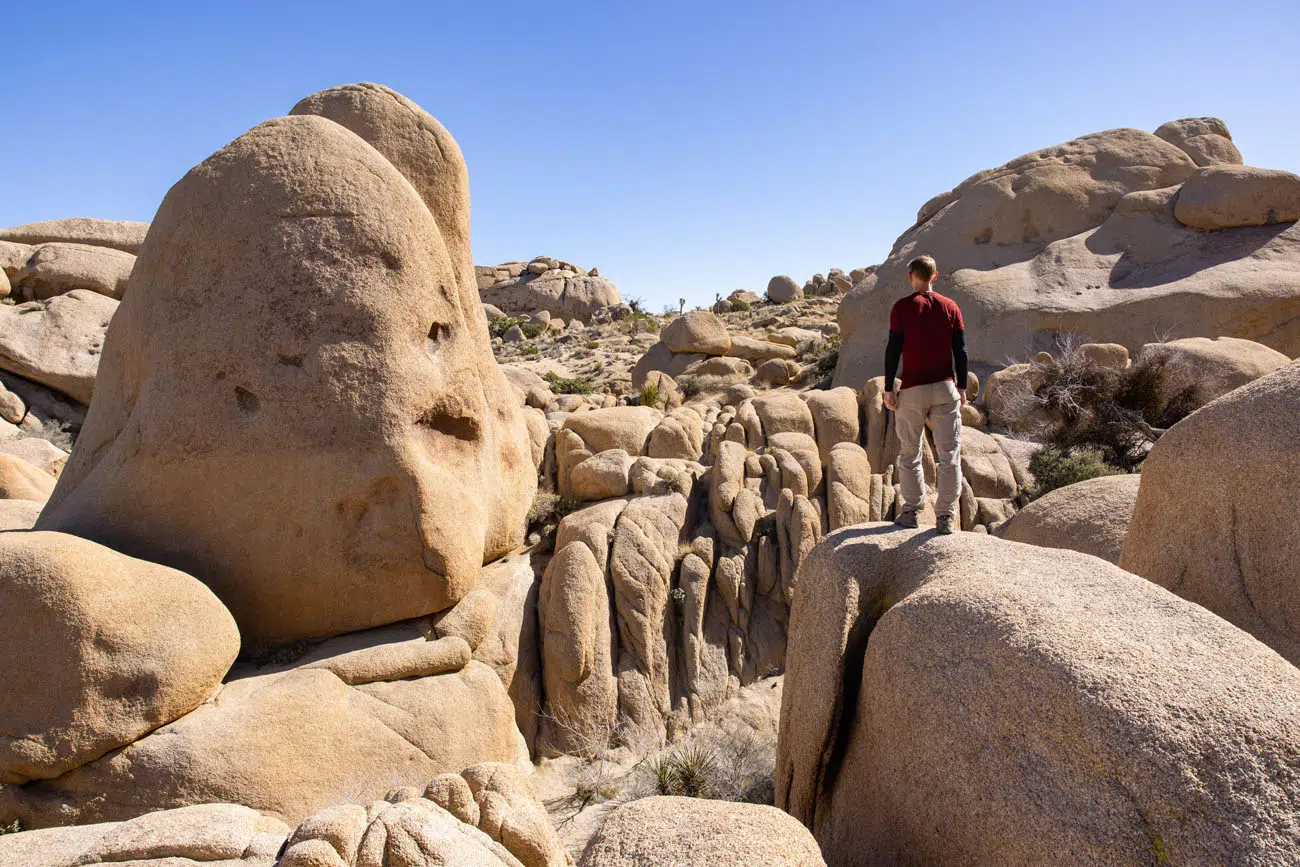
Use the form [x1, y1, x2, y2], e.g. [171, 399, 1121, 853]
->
[638, 384, 662, 408]
[1, 819, 23, 835]
[545, 372, 595, 395]
[491, 316, 547, 340]
[520, 344, 540, 356]
[676, 373, 741, 398]
[812, 334, 840, 378]
[1013, 339, 1202, 471]
[585, 340, 601, 350]
[628, 722, 775, 805]
[1028, 446, 1123, 498]
[628, 297, 645, 314]
[729, 299, 751, 312]
[527, 491, 581, 528]
[620, 311, 660, 335]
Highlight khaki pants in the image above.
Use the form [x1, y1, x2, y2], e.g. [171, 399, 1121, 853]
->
[895, 380, 963, 519]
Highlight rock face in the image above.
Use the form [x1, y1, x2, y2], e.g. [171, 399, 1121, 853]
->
[0, 532, 239, 784]
[778, 527, 1300, 864]
[3, 617, 527, 828]
[0, 290, 115, 404]
[1003, 473, 1140, 563]
[482, 273, 622, 323]
[661, 310, 730, 355]
[1122, 360, 1300, 667]
[1136, 335, 1290, 406]
[14, 242, 134, 301]
[0, 218, 150, 255]
[36, 89, 535, 650]
[1174, 165, 1300, 230]
[766, 275, 803, 303]
[0, 452, 56, 501]
[1154, 117, 1243, 167]
[835, 121, 1300, 387]
[580, 797, 825, 866]
[0, 803, 289, 867]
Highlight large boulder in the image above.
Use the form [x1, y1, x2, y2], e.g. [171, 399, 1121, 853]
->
[15, 242, 134, 301]
[0, 218, 150, 255]
[1003, 473, 1140, 563]
[779, 527, 1300, 864]
[0, 532, 239, 784]
[1154, 117, 1243, 167]
[1137, 335, 1290, 406]
[35, 91, 535, 650]
[661, 310, 730, 355]
[2, 617, 527, 828]
[1174, 165, 1300, 230]
[0, 803, 289, 867]
[1122, 360, 1300, 666]
[766, 275, 803, 303]
[0, 453, 56, 501]
[580, 797, 825, 867]
[835, 122, 1300, 387]
[0, 290, 115, 404]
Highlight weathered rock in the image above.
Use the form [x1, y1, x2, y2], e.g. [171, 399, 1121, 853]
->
[959, 427, 1018, 498]
[569, 449, 633, 501]
[836, 123, 1300, 386]
[0, 240, 36, 281]
[681, 355, 753, 379]
[0, 532, 239, 785]
[1079, 341, 1130, 369]
[3, 626, 525, 827]
[580, 797, 825, 866]
[0, 453, 55, 501]
[1003, 473, 1140, 563]
[1154, 117, 1243, 167]
[36, 102, 535, 650]
[0, 498, 43, 530]
[661, 310, 730, 356]
[0, 290, 115, 404]
[0, 218, 150, 255]
[15, 243, 133, 301]
[752, 390, 815, 439]
[481, 273, 622, 323]
[1122, 360, 1300, 666]
[0, 803, 289, 867]
[646, 408, 704, 462]
[753, 357, 801, 386]
[461, 762, 571, 867]
[1175, 165, 1300, 230]
[470, 553, 544, 754]
[803, 387, 859, 465]
[766, 275, 803, 304]
[826, 442, 872, 531]
[562, 406, 661, 456]
[726, 334, 798, 363]
[1138, 336, 1290, 406]
[780, 527, 1300, 864]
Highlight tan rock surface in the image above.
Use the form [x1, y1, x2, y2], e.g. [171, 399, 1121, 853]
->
[1138, 335, 1290, 405]
[0, 452, 55, 501]
[0, 290, 115, 404]
[661, 310, 730, 356]
[1122, 360, 1300, 666]
[0, 218, 150, 255]
[779, 527, 1300, 864]
[1174, 165, 1300, 230]
[580, 797, 825, 866]
[36, 103, 534, 649]
[1003, 473, 1141, 563]
[1154, 117, 1243, 167]
[0, 532, 238, 784]
[16, 242, 133, 301]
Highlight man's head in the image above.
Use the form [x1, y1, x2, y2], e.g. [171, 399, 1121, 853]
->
[908, 255, 938, 292]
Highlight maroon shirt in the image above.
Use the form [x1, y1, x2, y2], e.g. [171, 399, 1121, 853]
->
[889, 290, 965, 389]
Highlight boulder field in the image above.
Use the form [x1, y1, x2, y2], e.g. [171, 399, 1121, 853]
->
[2, 88, 1299, 867]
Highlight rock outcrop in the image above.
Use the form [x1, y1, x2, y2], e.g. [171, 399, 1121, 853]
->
[0, 532, 239, 784]
[0, 218, 150, 255]
[479, 257, 622, 324]
[778, 527, 1300, 864]
[1003, 473, 1140, 563]
[0, 290, 115, 404]
[835, 119, 1300, 387]
[36, 87, 536, 650]
[1122, 359, 1300, 667]
[580, 797, 825, 866]
[13, 242, 134, 301]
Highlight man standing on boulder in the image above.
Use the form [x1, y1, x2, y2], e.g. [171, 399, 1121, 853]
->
[883, 255, 967, 534]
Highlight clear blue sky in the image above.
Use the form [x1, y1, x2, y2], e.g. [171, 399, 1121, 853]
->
[4, 1, 1298, 310]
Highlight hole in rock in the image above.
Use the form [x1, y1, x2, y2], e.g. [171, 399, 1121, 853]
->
[234, 386, 261, 414]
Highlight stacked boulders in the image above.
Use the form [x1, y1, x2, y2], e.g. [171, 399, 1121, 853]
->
[835, 117, 1300, 387]
[0, 763, 570, 867]
[3, 84, 542, 831]
[478, 256, 622, 324]
[779, 528, 1300, 864]
[631, 310, 801, 389]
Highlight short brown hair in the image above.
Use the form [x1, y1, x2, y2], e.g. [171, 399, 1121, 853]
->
[908, 255, 937, 282]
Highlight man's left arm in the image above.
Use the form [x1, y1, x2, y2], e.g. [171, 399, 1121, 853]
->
[952, 329, 968, 405]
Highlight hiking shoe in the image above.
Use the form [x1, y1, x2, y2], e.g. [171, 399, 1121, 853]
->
[895, 508, 920, 529]
[936, 514, 957, 535]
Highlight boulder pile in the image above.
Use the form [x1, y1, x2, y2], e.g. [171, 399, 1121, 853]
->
[478, 256, 623, 324]
[835, 118, 1300, 387]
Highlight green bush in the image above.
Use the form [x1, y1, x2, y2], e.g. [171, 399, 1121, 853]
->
[586, 340, 601, 350]
[729, 299, 751, 312]
[638, 384, 662, 407]
[527, 491, 581, 527]
[545, 372, 595, 395]
[1028, 446, 1124, 499]
[812, 334, 840, 377]
[520, 344, 540, 356]
[489, 316, 546, 340]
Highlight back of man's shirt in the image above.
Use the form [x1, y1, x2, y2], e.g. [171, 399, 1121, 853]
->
[889, 290, 965, 388]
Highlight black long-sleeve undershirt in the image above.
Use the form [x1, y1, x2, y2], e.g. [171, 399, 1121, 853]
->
[883, 328, 969, 393]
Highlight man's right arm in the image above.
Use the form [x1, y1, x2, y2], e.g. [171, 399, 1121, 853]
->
[884, 329, 903, 394]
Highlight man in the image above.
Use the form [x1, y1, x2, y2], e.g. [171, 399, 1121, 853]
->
[883, 255, 968, 534]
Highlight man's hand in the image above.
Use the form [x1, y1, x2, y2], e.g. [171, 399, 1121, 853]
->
[959, 392, 967, 409]
[884, 391, 898, 412]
